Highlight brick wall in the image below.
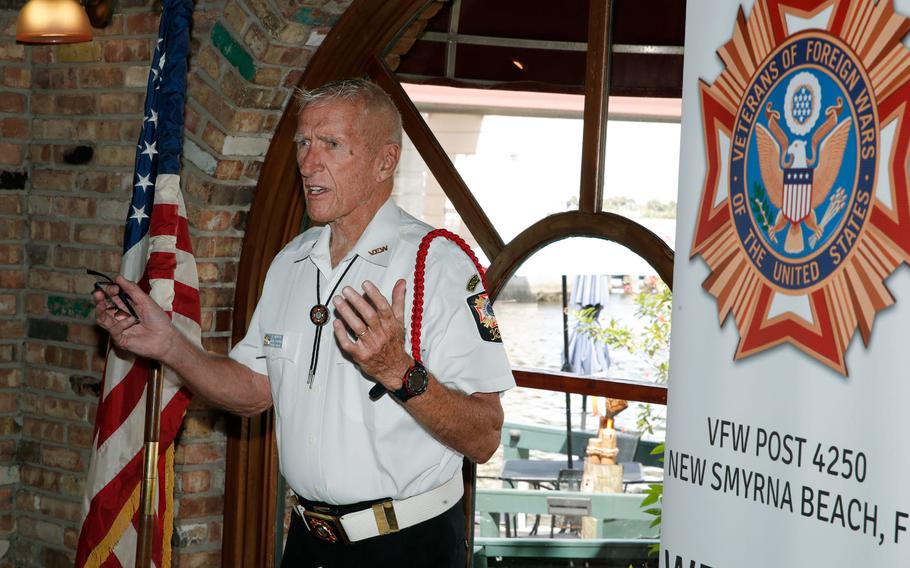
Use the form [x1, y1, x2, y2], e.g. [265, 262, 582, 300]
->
[0, 0, 351, 565]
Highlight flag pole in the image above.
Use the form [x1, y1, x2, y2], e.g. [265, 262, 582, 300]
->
[136, 360, 164, 567]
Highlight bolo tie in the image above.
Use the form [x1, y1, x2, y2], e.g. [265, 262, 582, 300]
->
[307, 256, 359, 388]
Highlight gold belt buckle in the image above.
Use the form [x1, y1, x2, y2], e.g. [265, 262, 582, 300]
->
[301, 507, 350, 544]
[371, 499, 399, 536]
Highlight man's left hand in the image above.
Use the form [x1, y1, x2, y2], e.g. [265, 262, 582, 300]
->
[332, 279, 412, 390]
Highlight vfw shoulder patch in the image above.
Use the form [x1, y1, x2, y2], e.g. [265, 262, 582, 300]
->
[467, 292, 502, 342]
[693, 0, 910, 375]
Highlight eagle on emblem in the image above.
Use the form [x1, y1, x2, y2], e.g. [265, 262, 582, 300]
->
[754, 98, 850, 253]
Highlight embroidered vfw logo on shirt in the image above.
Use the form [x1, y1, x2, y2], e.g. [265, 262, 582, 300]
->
[466, 292, 501, 343]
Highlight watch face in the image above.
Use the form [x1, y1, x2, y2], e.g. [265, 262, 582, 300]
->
[405, 365, 428, 395]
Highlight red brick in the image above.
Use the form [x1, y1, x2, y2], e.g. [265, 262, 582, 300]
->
[178, 470, 212, 494]
[195, 46, 221, 82]
[125, 12, 160, 34]
[196, 263, 219, 284]
[201, 123, 226, 154]
[94, 145, 135, 167]
[27, 269, 71, 293]
[21, 418, 66, 443]
[33, 118, 78, 140]
[67, 425, 93, 448]
[174, 442, 222, 466]
[77, 67, 124, 89]
[214, 160, 245, 180]
[284, 69, 303, 88]
[0, 219, 25, 240]
[190, 210, 234, 232]
[25, 293, 45, 316]
[0, 142, 23, 166]
[30, 45, 55, 64]
[182, 414, 217, 438]
[64, 527, 80, 549]
[198, 287, 234, 309]
[77, 171, 127, 193]
[20, 465, 83, 496]
[0, 440, 15, 462]
[30, 220, 70, 242]
[98, 92, 144, 114]
[42, 397, 88, 422]
[0, 195, 22, 215]
[0, 416, 18, 436]
[52, 197, 96, 218]
[0, 344, 17, 362]
[74, 223, 120, 246]
[42, 445, 85, 471]
[75, 119, 133, 142]
[0, 118, 28, 139]
[17, 488, 82, 521]
[0, 269, 25, 289]
[56, 94, 97, 115]
[30, 93, 54, 115]
[0, 369, 21, 388]
[24, 368, 68, 392]
[28, 344, 90, 370]
[66, 322, 101, 346]
[102, 38, 152, 62]
[33, 68, 77, 90]
[0, 319, 24, 338]
[57, 41, 102, 63]
[177, 495, 223, 519]
[31, 168, 76, 190]
[192, 236, 242, 258]
[1, 67, 30, 89]
[0, 244, 24, 265]
[0, 43, 25, 62]
[0, 392, 15, 413]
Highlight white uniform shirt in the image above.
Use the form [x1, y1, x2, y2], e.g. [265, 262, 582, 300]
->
[229, 199, 515, 504]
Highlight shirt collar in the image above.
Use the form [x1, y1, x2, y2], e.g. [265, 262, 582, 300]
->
[293, 198, 399, 272]
[351, 198, 398, 267]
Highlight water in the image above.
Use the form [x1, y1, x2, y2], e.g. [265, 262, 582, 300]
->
[477, 295, 667, 487]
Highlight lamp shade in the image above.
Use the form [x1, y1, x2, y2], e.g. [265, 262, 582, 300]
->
[16, 0, 93, 44]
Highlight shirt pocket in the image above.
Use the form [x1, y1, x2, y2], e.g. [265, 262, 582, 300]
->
[263, 331, 303, 390]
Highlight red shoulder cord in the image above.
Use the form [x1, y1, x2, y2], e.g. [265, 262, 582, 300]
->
[410, 229, 486, 364]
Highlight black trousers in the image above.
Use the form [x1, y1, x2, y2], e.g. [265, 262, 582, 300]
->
[280, 499, 467, 568]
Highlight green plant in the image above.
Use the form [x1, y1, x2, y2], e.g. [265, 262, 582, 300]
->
[578, 284, 671, 434]
[640, 443, 665, 554]
[576, 284, 671, 550]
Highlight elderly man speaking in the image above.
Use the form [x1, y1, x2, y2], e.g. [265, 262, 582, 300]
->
[92, 78, 514, 567]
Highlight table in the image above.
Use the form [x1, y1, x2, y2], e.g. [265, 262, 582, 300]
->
[500, 459, 646, 488]
[498, 459, 647, 537]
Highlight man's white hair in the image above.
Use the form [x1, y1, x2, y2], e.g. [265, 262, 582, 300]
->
[295, 78, 403, 146]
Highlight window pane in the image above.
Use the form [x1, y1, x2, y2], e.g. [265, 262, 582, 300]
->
[476, 238, 667, 539]
[401, 84, 585, 242]
[603, 112, 681, 250]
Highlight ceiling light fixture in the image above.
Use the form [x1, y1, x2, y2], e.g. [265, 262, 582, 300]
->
[16, 0, 94, 44]
[511, 59, 525, 70]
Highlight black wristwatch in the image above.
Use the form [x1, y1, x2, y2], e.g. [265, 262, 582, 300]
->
[391, 361, 429, 402]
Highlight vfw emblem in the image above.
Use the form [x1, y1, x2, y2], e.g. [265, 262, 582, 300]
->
[693, 0, 910, 374]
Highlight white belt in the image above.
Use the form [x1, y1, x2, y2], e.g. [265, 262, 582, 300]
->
[295, 473, 464, 543]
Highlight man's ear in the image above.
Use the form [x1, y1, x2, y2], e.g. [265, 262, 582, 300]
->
[376, 142, 401, 182]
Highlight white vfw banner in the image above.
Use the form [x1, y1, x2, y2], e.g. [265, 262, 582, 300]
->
[664, 0, 910, 566]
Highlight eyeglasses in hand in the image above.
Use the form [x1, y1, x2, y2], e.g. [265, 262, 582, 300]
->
[87, 269, 140, 322]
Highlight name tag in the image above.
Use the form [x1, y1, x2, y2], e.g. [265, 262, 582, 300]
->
[263, 333, 284, 348]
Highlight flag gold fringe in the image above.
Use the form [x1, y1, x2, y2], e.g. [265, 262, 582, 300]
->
[84, 482, 141, 568]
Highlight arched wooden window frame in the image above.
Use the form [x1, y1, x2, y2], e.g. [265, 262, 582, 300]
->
[222, 1, 675, 565]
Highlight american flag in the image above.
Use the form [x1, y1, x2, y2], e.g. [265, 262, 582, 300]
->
[76, 0, 200, 566]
